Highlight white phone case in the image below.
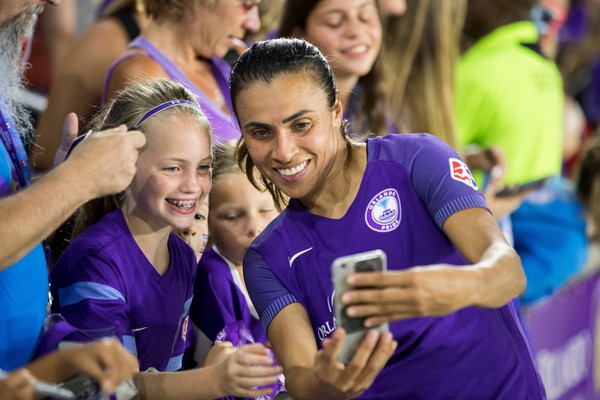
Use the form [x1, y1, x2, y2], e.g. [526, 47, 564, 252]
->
[332, 249, 389, 364]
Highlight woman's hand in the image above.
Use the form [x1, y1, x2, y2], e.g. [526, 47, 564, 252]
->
[312, 328, 396, 399]
[341, 207, 526, 327]
[340, 266, 478, 326]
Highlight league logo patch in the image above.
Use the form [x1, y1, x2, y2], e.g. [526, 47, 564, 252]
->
[365, 188, 401, 232]
[449, 158, 478, 190]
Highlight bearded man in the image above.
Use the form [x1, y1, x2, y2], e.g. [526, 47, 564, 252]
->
[0, 0, 146, 369]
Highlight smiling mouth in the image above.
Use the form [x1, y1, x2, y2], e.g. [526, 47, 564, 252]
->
[343, 44, 369, 55]
[166, 199, 197, 211]
[276, 161, 308, 177]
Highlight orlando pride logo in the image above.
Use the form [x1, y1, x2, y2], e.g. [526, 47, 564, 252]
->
[365, 188, 401, 232]
[449, 158, 478, 191]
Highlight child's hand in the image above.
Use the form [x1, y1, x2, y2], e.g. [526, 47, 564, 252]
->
[203, 341, 236, 367]
[0, 369, 36, 400]
[217, 343, 282, 398]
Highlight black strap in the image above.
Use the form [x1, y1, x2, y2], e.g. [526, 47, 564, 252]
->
[112, 8, 141, 41]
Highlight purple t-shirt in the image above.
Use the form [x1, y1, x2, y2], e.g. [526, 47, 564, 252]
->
[245, 134, 545, 399]
[190, 248, 266, 344]
[50, 209, 196, 372]
[103, 37, 240, 145]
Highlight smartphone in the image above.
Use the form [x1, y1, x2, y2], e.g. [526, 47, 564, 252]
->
[56, 374, 102, 400]
[332, 249, 388, 364]
[495, 176, 551, 198]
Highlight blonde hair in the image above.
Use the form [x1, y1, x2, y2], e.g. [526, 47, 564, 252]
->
[212, 140, 243, 181]
[73, 78, 211, 238]
[382, 0, 466, 149]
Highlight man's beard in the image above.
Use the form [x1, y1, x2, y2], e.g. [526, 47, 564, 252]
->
[0, 5, 43, 145]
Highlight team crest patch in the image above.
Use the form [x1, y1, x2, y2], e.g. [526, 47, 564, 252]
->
[449, 158, 478, 190]
[365, 188, 401, 232]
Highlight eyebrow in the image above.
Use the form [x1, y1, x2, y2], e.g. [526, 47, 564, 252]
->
[243, 109, 314, 129]
[163, 155, 212, 164]
[282, 109, 313, 124]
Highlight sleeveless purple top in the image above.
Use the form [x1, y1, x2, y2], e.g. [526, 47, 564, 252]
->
[104, 37, 240, 145]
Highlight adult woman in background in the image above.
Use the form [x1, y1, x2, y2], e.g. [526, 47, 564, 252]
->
[230, 38, 545, 399]
[104, 0, 261, 145]
[31, 0, 149, 171]
[279, 0, 390, 137]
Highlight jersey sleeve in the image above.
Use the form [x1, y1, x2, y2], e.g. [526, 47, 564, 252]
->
[50, 250, 134, 352]
[375, 134, 490, 229]
[243, 248, 298, 333]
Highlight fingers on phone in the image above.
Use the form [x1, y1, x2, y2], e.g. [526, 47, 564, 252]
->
[321, 328, 346, 365]
[343, 331, 396, 393]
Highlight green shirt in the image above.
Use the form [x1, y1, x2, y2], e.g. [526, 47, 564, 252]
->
[455, 21, 563, 186]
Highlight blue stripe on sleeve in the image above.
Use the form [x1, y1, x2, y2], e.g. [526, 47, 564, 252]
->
[261, 293, 298, 332]
[58, 282, 125, 306]
[121, 335, 138, 355]
[165, 354, 183, 371]
[183, 296, 193, 316]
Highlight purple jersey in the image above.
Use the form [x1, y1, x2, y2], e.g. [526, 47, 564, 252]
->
[50, 209, 196, 372]
[190, 248, 266, 344]
[245, 134, 545, 399]
[103, 37, 240, 145]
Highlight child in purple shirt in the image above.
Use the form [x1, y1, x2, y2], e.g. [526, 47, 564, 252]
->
[189, 140, 278, 345]
[228, 38, 546, 399]
[50, 78, 282, 400]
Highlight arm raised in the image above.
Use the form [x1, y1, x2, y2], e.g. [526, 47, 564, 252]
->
[341, 207, 526, 326]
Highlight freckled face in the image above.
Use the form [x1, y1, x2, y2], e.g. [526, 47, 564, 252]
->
[234, 72, 345, 203]
[123, 112, 213, 232]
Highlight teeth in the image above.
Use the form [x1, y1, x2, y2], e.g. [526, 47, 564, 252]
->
[346, 44, 368, 55]
[168, 200, 196, 210]
[277, 161, 307, 177]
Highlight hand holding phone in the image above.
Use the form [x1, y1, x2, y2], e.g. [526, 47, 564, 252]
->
[332, 249, 388, 364]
